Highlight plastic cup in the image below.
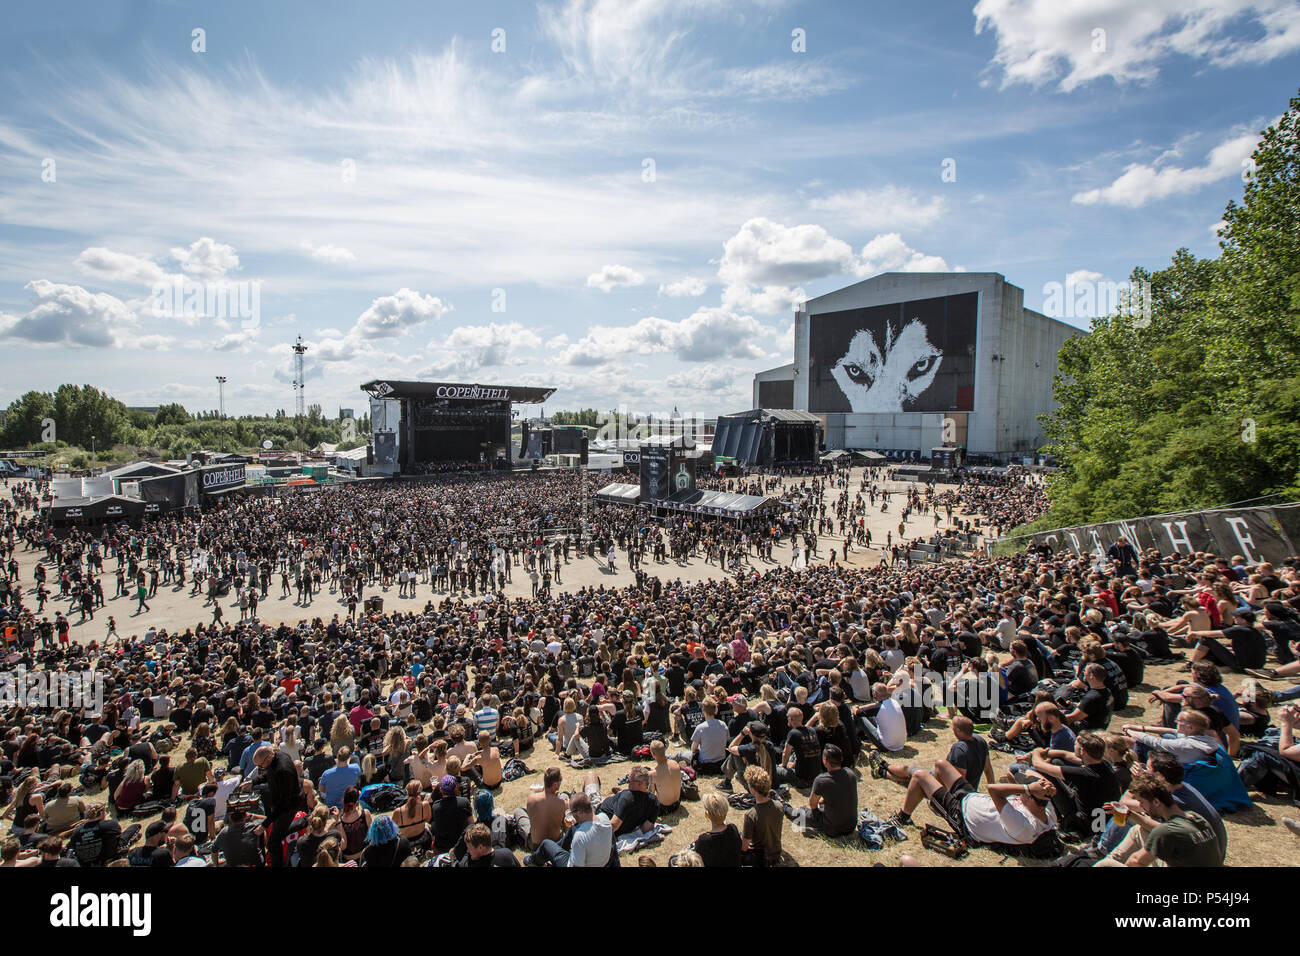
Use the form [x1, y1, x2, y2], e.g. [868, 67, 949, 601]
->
[1113, 807, 1128, 826]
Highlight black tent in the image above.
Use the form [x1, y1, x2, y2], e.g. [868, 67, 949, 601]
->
[49, 495, 147, 524]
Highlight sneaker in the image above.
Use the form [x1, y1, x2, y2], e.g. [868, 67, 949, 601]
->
[1284, 818, 1300, 838]
[716, 779, 734, 792]
[884, 811, 912, 829]
[1244, 668, 1278, 681]
[522, 853, 536, 866]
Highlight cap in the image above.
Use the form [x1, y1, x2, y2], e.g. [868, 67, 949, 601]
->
[727, 694, 745, 706]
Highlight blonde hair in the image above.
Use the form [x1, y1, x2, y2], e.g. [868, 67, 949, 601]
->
[702, 792, 729, 825]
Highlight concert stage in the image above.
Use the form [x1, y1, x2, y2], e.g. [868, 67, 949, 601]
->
[361, 380, 556, 475]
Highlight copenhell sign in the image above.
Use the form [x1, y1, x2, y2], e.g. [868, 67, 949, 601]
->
[996, 502, 1300, 567]
[201, 464, 245, 491]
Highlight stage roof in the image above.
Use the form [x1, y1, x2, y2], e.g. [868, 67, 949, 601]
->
[718, 408, 822, 423]
[361, 380, 556, 404]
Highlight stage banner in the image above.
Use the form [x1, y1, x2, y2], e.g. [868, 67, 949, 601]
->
[1204, 508, 1292, 566]
[1011, 504, 1300, 566]
[639, 445, 671, 502]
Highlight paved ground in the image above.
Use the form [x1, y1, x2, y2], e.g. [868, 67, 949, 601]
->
[10, 469, 981, 643]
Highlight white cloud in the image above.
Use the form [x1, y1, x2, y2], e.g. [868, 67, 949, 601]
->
[721, 283, 807, 316]
[213, 328, 261, 353]
[135, 334, 175, 351]
[352, 287, 451, 339]
[1065, 269, 1104, 286]
[1072, 131, 1260, 207]
[585, 264, 646, 292]
[807, 185, 947, 231]
[74, 247, 171, 287]
[721, 61, 853, 100]
[170, 238, 239, 280]
[302, 241, 356, 264]
[423, 322, 544, 375]
[665, 363, 745, 394]
[559, 307, 766, 365]
[975, 0, 1300, 91]
[0, 280, 134, 348]
[718, 217, 857, 288]
[658, 277, 708, 297]
[857, 233, 951, 275]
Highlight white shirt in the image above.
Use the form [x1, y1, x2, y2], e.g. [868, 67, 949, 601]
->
[213, 775, 242, 821]
[961, 793, 1057, 845]
[875, 697, 907, 751]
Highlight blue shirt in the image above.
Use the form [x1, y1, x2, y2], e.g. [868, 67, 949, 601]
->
[1205, 685, 1241, 729]
[239, 740, 270, 778]
[320, 762, 361, 808]
[1049, 725, 1077, 752]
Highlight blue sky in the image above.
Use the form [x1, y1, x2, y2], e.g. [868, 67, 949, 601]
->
[0, 0, 1296, 419]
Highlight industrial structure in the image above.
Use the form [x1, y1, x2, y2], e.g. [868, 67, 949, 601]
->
[753, 272, 1081, 460]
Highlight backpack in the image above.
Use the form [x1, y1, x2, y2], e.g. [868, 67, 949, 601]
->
[359, 783, 406, 812]
[501, 757, 533, 782]
[679, 771, 700, 802]
[490, 812, 522, 849]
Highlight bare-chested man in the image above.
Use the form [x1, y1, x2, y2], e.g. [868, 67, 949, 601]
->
[466, 731, 503, 788]
[523, 766, 566, 849]
[649, 740, 681, 812]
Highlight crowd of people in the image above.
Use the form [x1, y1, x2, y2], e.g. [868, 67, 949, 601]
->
[1, 464, 1296, 869]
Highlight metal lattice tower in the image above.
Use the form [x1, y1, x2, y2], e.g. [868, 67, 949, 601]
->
[215, 376, 227, 418]
[291, 336, 308, 417]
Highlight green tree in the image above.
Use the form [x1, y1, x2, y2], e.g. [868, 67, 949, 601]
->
[0, 391, 56, 446]
[1034, 87, 1300, 532]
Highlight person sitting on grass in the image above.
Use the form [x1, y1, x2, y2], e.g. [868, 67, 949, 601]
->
[739, 766, 783, 867]
[885, 758, 1058, 847]
[1094, 772, 1221, 867]
[785, 743, 858, 838]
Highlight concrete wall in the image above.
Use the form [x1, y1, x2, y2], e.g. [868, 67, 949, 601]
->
[793, 273, 1081, 457]
[752, 363, 794, 408]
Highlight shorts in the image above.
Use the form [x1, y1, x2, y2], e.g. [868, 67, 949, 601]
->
[931, 775, 975, 835]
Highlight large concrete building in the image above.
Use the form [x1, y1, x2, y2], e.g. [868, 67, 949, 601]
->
[757, 272, 1081, 460]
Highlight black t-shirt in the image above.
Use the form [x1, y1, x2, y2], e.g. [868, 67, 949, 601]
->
[694, 824, 742, 866]
[361, 836, 413, 867]
[432, 796, 471, 850]
[456, 847, 519, 867]
[727, 709, 756, 739]
[128, 843, 173, 868]
[215, 820, 264, 867]
[665, 665, 687, 698]
[599, 788, 658, 836]
[184, 798, 216, 838]
[1076, 687, 1113, 730]
[946, 736, 990, 788]
[784, 725, 822, 782]
[1059, 761, 1120, 816]
[1107, 647, 1144, 687]
[1220, 625, 1267, 668]
[305, 751, 334, 787]
[68, 819, 122, 866]
[811, 767, 858, 835]
[608, 708, 644, 755]
[1004, 659, 1038, 697]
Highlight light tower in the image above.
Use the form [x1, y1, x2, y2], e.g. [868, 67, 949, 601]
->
[215, 376, 227, 418]
[291, 336, 308, 417]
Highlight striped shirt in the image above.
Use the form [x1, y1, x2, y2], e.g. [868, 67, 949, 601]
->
[475, 707, 500, 737]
